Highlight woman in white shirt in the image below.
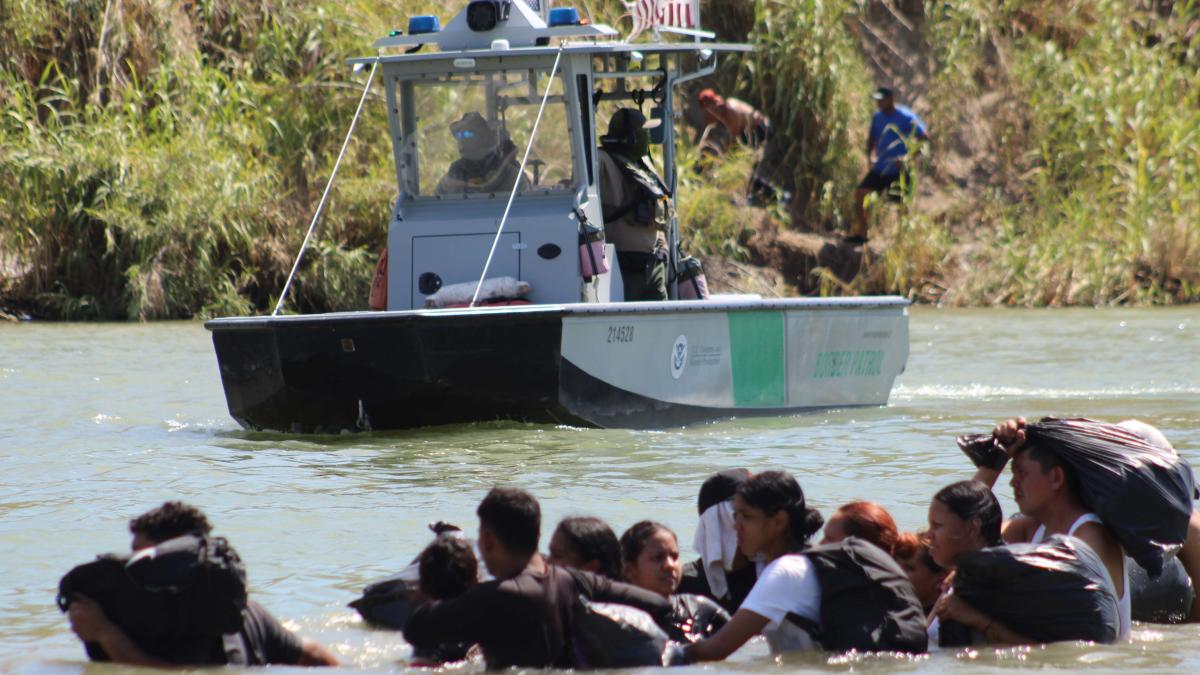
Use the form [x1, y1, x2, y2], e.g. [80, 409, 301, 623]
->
[685, 470, 826, 660]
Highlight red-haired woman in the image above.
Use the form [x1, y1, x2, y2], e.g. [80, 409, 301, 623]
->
[820, 501, 899, 556]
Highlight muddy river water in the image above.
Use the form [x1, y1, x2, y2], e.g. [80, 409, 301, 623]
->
[2, 307, 1198, 673]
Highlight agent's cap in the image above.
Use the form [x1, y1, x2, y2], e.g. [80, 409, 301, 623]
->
[606, 108, 661, 139]
[873, 86, 895, 100]
[450, 112, 499, 160]
[697, 468, 752, 515]
[698, 88, 721, 105]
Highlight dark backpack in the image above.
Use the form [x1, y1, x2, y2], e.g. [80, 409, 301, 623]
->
[788, 538, 927, 654]
[58, 534, 248, 662]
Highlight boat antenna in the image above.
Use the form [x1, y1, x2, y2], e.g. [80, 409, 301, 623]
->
[273, 59, 379, 316]
[469, 46, 565, 308]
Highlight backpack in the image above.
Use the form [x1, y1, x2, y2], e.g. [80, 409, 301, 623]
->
[787, 537, 927, 654]
[58, 534, 248, 662]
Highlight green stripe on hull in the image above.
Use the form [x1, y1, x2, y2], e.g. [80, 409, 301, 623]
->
[728, 311, 786, 407]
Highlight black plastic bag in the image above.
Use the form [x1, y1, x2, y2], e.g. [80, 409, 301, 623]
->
[571, 598, 682, 668]
[348, 570, 423, 630]
[1025, 418, 1196, 577]
[942, 534, 1119, 646]
[801, 537, 928, 654]
[667, 593, 729, 643]
[349, 523, 470, 630]
[1130, 555, 1194, 624]
[58, 534, 248, 662]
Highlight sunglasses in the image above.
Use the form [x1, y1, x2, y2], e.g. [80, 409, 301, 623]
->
[453, 129, 476, 140]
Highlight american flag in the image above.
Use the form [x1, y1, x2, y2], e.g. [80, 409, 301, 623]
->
[623, 0, 699, 42]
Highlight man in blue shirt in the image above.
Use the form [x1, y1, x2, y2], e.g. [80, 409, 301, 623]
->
[850, 87, 930, 244]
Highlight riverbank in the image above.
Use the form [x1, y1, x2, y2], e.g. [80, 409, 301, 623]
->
[1, 1, 1196, 319]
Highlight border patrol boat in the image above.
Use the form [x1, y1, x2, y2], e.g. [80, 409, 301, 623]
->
[205, 1, 910, 432]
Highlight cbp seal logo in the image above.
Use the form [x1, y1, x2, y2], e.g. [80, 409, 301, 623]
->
[670, 334, 688, 379]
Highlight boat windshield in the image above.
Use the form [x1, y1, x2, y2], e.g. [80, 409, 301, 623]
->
[400, 69, 575, 199]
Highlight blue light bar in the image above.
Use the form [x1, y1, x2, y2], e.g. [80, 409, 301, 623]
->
[548, 7, 580, 27]
[408, 15, 442, 35]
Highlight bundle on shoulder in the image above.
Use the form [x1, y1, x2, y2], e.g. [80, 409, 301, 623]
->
[58, 534, 247, 662]
[1025, 417, 1196, 577]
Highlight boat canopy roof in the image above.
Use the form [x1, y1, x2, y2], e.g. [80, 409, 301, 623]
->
[348, 41, 751, 67]
[348, 0, 749, 67]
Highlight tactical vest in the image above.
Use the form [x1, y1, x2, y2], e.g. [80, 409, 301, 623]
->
[603, 153, 671, 231]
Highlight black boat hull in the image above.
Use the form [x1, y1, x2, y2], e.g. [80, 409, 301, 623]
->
[207, 299, 910, 432]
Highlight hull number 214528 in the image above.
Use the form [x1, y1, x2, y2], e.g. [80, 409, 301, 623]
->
[607, 325, 635, 343]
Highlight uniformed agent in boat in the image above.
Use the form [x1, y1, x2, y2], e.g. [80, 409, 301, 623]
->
[598, 108, 672, 301]
[436, 112, 530, 196]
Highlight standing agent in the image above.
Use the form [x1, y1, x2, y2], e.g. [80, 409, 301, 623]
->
[685, 471, 826, 660]
[849, 86, 930, 245]
[598, 108, 671, 301]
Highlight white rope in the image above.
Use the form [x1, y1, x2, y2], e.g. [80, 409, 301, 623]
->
[469, 47, 565, 308]
[273, 60, 379, 316]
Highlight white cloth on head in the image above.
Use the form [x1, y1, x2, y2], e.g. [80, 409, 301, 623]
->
[692, 500, 739, 600]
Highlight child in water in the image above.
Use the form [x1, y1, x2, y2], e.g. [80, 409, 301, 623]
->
[410, 534, 480, 666]
[893, 531, 947, 616]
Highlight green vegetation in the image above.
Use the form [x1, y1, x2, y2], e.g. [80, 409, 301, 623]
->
[685, 0, 1199, 305]
[0, 1, 438, 318]
[1, 0, 1197, 319]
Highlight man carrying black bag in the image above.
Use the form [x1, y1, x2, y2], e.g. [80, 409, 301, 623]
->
[63, 501, 338, 667]
[960, 417, 1198, 639]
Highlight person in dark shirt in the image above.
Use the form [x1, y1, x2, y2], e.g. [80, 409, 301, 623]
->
[402, 487, 672, 669]
[409, 532, 479, 665]
[66, 501, 338, 667]
[547, 516, 623, 580]
[676, 469, 758, 612]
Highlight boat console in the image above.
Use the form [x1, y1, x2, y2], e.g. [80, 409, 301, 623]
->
[349, 1, 748, 309]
